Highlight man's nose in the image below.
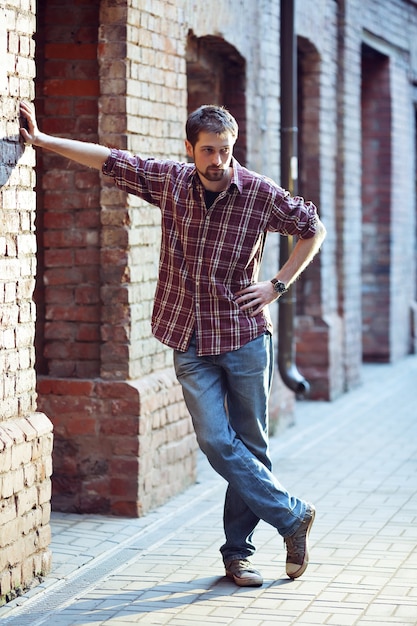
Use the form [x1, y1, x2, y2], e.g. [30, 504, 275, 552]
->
[211, 152, 222, 165]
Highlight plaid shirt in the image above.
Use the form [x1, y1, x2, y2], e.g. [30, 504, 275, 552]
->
[103, 149, 319, 356]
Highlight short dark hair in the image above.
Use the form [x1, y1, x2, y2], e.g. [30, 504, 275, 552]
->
[186, 105, 239, 147]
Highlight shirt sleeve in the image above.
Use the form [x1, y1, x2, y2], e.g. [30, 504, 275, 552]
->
[102, 148, 186, 207]
[269, 188, 319, 239]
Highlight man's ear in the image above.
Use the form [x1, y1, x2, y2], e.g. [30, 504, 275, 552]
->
[185, 140, 193, 158]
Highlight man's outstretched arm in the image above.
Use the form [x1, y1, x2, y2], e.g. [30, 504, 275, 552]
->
[19, 101, 111, 170]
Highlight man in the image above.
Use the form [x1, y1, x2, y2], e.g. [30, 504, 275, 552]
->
[20, 101, 326, 587]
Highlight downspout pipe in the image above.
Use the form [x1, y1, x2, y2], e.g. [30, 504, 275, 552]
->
[278, 0, 310, 396]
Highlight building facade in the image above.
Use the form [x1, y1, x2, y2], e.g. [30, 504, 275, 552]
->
[0, 0, 416, 601]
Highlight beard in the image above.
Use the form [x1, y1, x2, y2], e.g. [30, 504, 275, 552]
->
[197, 165, 228, 183]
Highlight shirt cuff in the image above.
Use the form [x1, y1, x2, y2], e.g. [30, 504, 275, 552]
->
[102, 148, 119, 176]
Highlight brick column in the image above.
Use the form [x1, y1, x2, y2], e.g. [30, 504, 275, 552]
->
[0, 2, 53, 602]
[37, 0, 197, 517]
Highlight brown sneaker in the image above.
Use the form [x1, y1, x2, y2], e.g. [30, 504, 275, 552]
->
[284, 504, 316, 579]
[225, 559, 263, 587]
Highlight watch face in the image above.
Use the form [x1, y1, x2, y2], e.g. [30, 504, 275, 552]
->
[273, 280, 287, 294]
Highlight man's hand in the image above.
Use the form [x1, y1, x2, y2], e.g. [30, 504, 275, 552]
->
[235, 281, 279, 317]
[20, 101, 40, 145]
[18, 101, 111, 170]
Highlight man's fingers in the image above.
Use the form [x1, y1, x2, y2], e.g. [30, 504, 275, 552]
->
[19, 102, 37, 143]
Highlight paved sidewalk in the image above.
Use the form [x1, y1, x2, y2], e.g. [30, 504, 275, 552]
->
[1, 355, 417, 625]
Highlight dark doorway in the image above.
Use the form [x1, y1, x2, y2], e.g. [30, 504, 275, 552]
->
[186, 31, 247, 165]
[361, 44, 391, 362]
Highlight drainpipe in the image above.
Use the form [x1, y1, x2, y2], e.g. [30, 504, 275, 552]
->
[278, 0, 310, 396]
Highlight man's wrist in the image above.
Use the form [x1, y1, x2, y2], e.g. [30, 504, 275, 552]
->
[33, 132, 48, 148]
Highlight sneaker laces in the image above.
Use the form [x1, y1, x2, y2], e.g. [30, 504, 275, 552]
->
[285, 528, 306, 563]
[227, 559, 258, 573]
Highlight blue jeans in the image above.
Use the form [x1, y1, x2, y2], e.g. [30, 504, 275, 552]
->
[173, 332, 307, 564]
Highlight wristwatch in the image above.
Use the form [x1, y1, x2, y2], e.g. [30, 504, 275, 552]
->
[270, 278, 287, 295]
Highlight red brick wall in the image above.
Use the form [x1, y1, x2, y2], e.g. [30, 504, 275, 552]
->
[37, 373, 195, 516]
[35, 0, 101, 379]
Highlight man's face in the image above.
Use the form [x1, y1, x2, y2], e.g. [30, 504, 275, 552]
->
[185, 131, 235, 189]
